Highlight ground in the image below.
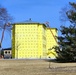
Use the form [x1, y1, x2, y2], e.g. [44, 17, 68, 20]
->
[0, 59, 76, 75]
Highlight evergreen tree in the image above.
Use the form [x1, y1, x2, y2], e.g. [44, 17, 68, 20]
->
[54, 2, 76, 62]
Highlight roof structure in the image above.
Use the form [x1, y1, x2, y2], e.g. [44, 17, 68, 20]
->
[12, 19, 57, 30]
[2, 48, 12, 50]
[12, 19, 46, 26]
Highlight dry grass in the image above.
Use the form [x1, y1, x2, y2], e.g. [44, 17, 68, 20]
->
[0, 59, 76, 75]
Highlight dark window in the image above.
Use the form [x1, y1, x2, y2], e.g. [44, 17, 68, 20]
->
[8, 51, 10, 54]
[5, 51, 7, 54]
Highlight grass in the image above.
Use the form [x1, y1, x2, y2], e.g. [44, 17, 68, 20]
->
[0, 59, 76, 75]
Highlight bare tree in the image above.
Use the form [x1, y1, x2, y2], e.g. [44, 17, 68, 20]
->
[0, 6, 12, 25]
[15, 40, 21, 59]
[14, 34, 21, 59]
[0, 5, 13, 56]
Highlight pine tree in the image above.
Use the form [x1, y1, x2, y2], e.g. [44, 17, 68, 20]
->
[54, 2, 76, 62]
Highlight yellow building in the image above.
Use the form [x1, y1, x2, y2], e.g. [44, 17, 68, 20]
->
[46, 28, 58, 59]
[12, 21, 58, 59]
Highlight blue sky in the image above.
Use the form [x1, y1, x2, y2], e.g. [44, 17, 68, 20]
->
[0, 0, 76, 48]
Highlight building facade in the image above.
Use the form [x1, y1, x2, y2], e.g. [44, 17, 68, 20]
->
[46, 28, 58, 58]
[12, 21, 58, 59]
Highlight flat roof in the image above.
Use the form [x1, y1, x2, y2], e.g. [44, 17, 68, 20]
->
[2, 48, 11, 50]
[11, 20, 57, 29]
[47, 27, 58, 30]
[12, 21, 47, 27]
[12, 20, 44, 24]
